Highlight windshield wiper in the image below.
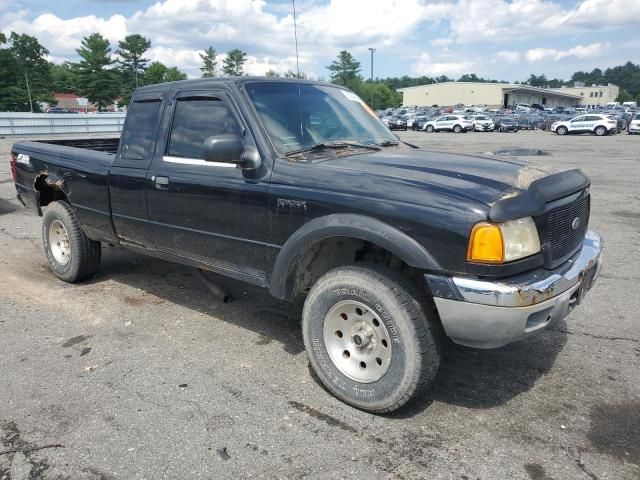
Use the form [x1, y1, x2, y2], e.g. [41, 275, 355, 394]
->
[285, 141, 381, 156]
[377, 139, 419, 149]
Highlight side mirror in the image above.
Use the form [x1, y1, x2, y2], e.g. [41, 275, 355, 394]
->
[203, 134, 262, 170]
[203, 134, 244, 163]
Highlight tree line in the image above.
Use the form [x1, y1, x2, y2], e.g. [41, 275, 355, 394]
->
[1, 31, 639, 112]
[327, 51, 640, 108]
[0, 32, 250, 111]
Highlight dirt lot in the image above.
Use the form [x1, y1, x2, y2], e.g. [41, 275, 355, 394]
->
[0, 130, 638, 480]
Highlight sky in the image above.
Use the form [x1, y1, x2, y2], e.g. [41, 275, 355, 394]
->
[1, 0, 640, 82]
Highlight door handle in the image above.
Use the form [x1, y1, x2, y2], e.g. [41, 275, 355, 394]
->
[152, 175, 170, 190]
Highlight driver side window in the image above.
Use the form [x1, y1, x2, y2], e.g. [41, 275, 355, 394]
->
[168, 97, 241, 159]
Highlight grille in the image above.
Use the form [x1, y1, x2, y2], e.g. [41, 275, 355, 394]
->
[537, 193, 590, 265]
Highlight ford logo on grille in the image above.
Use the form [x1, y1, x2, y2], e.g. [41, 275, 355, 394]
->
[571, 217, 581, 230]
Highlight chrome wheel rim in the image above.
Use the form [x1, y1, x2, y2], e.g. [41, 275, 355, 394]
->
[49, 219, 71, 265]
[323, 300, 393, 383]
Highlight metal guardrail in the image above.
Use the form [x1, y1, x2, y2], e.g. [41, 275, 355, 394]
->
[0, 112, 126, 136]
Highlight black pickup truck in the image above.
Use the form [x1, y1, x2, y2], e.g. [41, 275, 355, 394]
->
[10, 78, 602, 413]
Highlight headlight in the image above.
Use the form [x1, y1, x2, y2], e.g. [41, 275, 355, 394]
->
[467, 217, 541, 264]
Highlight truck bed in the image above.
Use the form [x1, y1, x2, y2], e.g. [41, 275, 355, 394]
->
[32, 136, 120, 154]
[11, 137, 118, 243]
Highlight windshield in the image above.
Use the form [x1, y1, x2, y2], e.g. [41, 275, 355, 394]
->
[244, 82, 397, 154]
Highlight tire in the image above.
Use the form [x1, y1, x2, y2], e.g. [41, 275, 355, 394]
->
[453, 125, 462, 133]
[594, 126, 607, 136]
[556, 126, 568, 135]
[425, 125, 435, 133]
[42, 201, 101, 283]
[302, 264, 441, 413]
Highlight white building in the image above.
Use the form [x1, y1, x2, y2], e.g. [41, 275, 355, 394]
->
[397, 82, 582, 109]
[548, 83, 620, 107]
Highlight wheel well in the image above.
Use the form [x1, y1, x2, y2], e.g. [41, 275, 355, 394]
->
[286, 236, 423, 300]
[34, 173, 67, 208]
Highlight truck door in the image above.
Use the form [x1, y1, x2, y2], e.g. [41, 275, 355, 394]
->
[109, 94, 164, 248]
[146, 90, 271, 278]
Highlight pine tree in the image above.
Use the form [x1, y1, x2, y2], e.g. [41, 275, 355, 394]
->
[327, 50, 361, 86]
[222, 49, 247, 76]
[116, 34, 151, 88]
[200, 46, 218, 78]
[75, 33, 118, 109]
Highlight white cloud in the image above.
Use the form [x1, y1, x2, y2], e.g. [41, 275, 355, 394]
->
[525, 42, 610, 63]
[495, 50, 520, 64]
[544, 0, 640, 28]
[441, 0, 640, 44]
[1, 0, 439, 77]
[3, 12, 127, 58]
[411, 52, 474, 77]
[0, 0, 636, 80]
[430, 37, 453, 47]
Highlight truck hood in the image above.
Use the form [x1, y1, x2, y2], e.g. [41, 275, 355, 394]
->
[313, 149, 556, 206]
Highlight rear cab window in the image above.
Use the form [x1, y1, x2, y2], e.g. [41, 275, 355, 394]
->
[120, 100, 163, 160]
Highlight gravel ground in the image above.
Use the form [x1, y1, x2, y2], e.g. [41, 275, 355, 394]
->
[0, 130, 638, 480]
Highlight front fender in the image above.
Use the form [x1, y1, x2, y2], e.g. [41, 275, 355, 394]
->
[269, 213, 441, 299]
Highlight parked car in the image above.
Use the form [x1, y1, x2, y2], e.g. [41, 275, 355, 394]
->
[423, 115, 473, 133]
[411, 115, 428, 130]
[47, 107, 77, 114]
[471, 115, 495, 132]
[388, 116, 408, 131]
[10, 78, 603, 413]
[551, 114, 618, 136]
[628, 113, 640, 134]
[496, 117, 519, 132]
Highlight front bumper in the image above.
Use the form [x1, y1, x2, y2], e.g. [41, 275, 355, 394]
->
[426, 230, 603, 348]
[629, 124, 640, 133]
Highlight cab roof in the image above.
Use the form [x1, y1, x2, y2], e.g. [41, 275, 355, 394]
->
[132, 76, 339, 99]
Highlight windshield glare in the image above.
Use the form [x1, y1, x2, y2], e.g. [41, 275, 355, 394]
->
[244, 82, 397, 154]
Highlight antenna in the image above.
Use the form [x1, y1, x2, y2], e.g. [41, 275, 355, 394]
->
[292, 0, 300, 77]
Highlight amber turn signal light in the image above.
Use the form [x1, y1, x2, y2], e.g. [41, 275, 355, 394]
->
[467, 222, 504, 263]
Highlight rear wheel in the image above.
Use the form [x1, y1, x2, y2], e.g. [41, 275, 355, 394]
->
[426, 125, 435, 133]
[302, 264, 441, 413]
[42, 201, 101, 283]
[453, 125, 462, 133]
[556, 126, 568, 135]
[594, 126, 607, 136]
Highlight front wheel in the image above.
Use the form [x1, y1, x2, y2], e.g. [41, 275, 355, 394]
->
[556, 126, 568, 135]
[425, 125, 435, 133]
[453, 125, 462, 133]
[42, 201, 101, 283]
[302, 265, 441, 413]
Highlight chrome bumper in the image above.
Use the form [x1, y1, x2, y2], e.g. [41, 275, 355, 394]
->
[426, 230, 603, 348]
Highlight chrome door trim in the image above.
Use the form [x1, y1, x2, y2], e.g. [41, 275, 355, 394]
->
[162, 155, 236, 168]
